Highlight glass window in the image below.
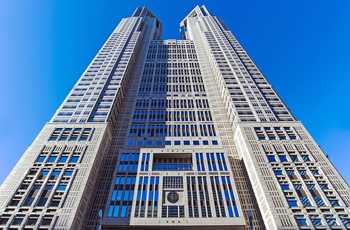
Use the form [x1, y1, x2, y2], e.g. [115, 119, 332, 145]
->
[127, 140, 134, 146]
[290, 155, 299, 162]
[129, 191, 134, 201]
[319, 184, 328, 190]
[37, 197, 48, 206]
[120, 206, 127, 217]
[123, 191, 129, 201]
[306, 183, 315, 190]
[273, 170, 283, 175]
[287, 197, 298, 207]
[281, 184, 290, 190]
[26, 217, 37, 225]
[41, 218, 52, 226]
[113, 206, 119, 217]
[302, 155, 310, 161]
[123, 177, 130, 185]
[295, 215, 308, 227]
[313, 196, 325, 206]
[184, 140, 190, 145]
[267, 155, 276, 162]
[37, 156, 46, 162]
[57, 185, 67, 191]
[116, 190, 122, 201]
[155, 140, 162, 146]
[59, 156, 68, 163]
[212, 140, 218, 145]
[193, 140, 200, 145]
[227, 206, 234, 217]
[309, 215, 323, 226]
[48, 156, 57, 163]
[149, 190, 154, 201]
[325, 215, 338, 226]
[40, 170, 49, 178]
[136, 140, 143, 146]
[339, 214, 350, 227]
[146, 140, 152, 146]
[203, 140, 209, 145]
[52, 171, 60, 177]
[328, 198, 340, 207]
[279, 155, 288, 162]
[108, 205, 114, 217]
[165, 140, 171, 145]
[11, 217, 23, 225]
[174, 140, 180, 145]
[70, 156, 79, 163]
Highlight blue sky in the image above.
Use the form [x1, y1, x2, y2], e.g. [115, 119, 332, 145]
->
[0, 0, 349, 185]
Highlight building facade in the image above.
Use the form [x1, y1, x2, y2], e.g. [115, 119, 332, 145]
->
[1, 5, 350, 230]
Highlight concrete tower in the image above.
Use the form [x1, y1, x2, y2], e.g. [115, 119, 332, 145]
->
[1, 6, 349, 230]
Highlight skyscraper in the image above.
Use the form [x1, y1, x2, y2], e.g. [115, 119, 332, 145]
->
[0, 5, 349, 229]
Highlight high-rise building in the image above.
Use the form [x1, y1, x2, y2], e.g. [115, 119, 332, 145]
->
[1, 5, 349, 230]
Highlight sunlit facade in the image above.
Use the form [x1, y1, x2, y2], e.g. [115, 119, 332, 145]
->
[1, 6, 350, 230]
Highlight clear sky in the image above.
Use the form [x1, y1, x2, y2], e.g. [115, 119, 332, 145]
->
[0, 0, 349, 185]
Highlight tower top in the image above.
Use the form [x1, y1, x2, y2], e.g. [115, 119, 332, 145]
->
[131, 6, 157, 19]
[180, 5, 211, 25]
[180, 5, 212, 39]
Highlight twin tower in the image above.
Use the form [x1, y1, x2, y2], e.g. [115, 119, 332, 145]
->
[1, 6, 349, 230]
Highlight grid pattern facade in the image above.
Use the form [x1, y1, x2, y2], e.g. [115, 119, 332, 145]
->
[0, 5, 349, 230]
[0, 123, 111, 229]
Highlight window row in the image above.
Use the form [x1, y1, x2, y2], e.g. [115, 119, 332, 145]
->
[135, 99, 210, 109]
[132, 110, 212, 122]
[144, 61, 199, 69]
[141, 76, 203, 84]
[139, 84, 206, 93]
[143, 68, 202, 76]
[255, 127, 297, 141]
[126, 139, 219, 147]
[49, 128, 93, 141]
[294, 214, 350, 228]
[129, 124, 216, 137]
